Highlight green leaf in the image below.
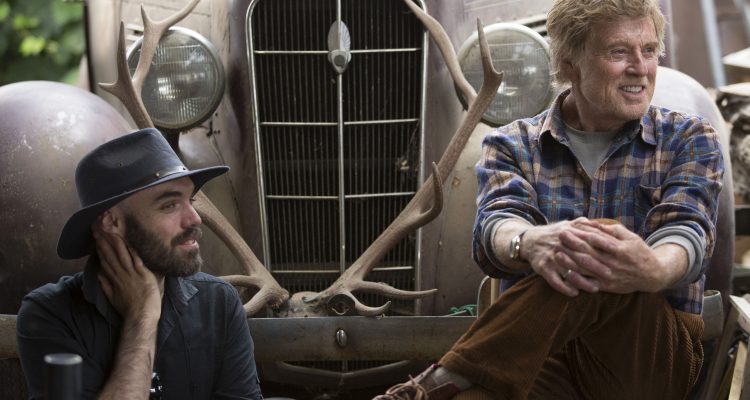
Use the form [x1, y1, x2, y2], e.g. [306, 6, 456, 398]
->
[0, 35, 7, 56]
[51, 1, 82, 27]
[1, 0, 84, 85]
[19, 36, 46, 56]
[0, 3, 10, 22]
[13, 14, 40, 30]
[61, 66, 80, 85]
[59, 28, 84, 55]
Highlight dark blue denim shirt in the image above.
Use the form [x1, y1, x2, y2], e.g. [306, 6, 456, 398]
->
[16, 258, 263, 399]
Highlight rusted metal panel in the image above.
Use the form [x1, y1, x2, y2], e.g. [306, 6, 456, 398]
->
[0, 314, 474, 362]
[0, 81, 131, 314]
[249, 316, 474, 362]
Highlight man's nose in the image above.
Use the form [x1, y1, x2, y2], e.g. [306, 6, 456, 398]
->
[627, 51, 649, 75]
[183, 203, 202, 227]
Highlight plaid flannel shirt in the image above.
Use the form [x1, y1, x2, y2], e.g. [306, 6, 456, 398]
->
[474, 90, 724, 314]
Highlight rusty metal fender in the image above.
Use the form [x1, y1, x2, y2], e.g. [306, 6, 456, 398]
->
[0, 81, 132, 314]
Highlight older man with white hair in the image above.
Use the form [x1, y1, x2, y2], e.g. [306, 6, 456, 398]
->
[376, 0, 724, 399]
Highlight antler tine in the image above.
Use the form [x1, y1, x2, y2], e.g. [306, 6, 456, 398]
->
[357, 280, 438, 299]
[195, 192, 290, 315]
[222, 275, 288, 315]
[352, 295, 391, 317]
[309, 17, 504, 316]
[383, 162, 443, 244]
[402, 0, 477, 106]
[131, 0, 201, 94]
[434, 20, 502, 183]
[99, 22, 153, 128]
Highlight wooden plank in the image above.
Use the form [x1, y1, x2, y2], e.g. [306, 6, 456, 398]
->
[490, 278, 500, 304]
[730, 341, 748, 400]
[740, 341, 750, 400]
[706, 306, 741, 399]
[732, 295, 750, 333]
[0, 314, 17, 358]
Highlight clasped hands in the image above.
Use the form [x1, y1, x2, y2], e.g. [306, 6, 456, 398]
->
[524, 218, 669, 297]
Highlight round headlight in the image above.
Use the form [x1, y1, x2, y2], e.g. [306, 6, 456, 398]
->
[458, 23, 553, 126]
[127, 27, 225, 131]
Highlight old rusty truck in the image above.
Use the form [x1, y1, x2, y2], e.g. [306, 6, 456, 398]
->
[2, 0, 749, 398]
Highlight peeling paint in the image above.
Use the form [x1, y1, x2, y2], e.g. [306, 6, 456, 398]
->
[21, 136, 32, 151]
[55, 111, 78, 127]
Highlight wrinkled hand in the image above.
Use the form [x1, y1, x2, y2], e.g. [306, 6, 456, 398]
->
[524, 218, 600, 297]
[554, 219, 666, 294]
[94, 231, 162, 322]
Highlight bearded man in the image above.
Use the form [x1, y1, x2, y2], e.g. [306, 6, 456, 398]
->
[16, 128, 263, 399]
[376, 0, 724, 399]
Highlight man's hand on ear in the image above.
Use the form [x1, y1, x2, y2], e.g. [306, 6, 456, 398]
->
[94, 231, 162, 322]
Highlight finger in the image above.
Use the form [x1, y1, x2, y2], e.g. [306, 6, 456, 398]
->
[558, 230, 592, 252]
[596, 222, 634, 240]
[97, 273, 114, 301]
[127, 246, 150, 277]
[582, 230, 619, 254]
[108, 234, 136, 273]
[559, 227, 620, 258]
[94, 232, 121, 280]
[563, 270, 599, 293]
[544, 267, 579, 297]
[555, 246, 613, 280]
[571, 218, 599, 230]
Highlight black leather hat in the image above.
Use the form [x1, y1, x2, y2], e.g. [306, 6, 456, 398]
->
[57, 128, 229, 259]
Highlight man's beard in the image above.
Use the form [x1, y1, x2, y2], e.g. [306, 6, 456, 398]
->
[123, 213, 203, 277]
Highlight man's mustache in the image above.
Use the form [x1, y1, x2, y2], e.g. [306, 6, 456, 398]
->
[172, 226, 203, 246]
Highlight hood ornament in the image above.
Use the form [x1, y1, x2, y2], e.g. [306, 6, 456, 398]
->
[327, 21, 351, 74]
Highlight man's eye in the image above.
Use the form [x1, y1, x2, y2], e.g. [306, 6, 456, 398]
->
[189, 197, 196, 204]
[162, 202, 177, 210]
[608, 49, 626, 60]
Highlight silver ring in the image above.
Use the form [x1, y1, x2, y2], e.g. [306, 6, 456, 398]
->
[562, 268, 572, 280]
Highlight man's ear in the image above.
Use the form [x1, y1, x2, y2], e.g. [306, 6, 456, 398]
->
[561, 60, 579, 84]
[95, 208, 125, 236]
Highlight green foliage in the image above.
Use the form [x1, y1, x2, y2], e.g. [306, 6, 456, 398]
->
[0, 0, 84, 85]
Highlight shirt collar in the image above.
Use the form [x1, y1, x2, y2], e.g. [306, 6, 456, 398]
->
[538, 89, 655, 150]
[82, 256, 200, 324]
[165, 271, 199, 315]
[82, 256, 121, 326]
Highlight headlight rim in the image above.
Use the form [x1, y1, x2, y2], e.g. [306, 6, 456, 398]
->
[456, 22, 553, 127]
[126, 26, 226, 132]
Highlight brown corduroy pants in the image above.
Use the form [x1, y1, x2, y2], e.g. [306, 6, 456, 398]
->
[440, 275, 704, 400]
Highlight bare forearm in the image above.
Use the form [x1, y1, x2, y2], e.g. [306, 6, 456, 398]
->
[490, 219, 535, 272]
[98, 317, 158, 400]
[650, 243, 689, 292]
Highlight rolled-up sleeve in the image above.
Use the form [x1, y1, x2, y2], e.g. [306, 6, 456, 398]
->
[473, 121, 548, 278]
[642, 115, 724, 274]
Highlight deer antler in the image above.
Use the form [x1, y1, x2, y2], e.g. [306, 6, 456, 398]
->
[304, 11, 504, 317]
[99, 0, 289, 315]
[99, 22, 153, 128]
[194, 192, 289, 313]
[403, 0, 477, 107]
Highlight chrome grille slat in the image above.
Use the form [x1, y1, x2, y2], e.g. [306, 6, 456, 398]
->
[261, 119, 420, 126]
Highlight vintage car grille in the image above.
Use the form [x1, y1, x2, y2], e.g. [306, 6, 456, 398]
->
[247, 0, 427, 323]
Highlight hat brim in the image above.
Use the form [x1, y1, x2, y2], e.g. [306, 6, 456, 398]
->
[57, 165, 228, 259]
